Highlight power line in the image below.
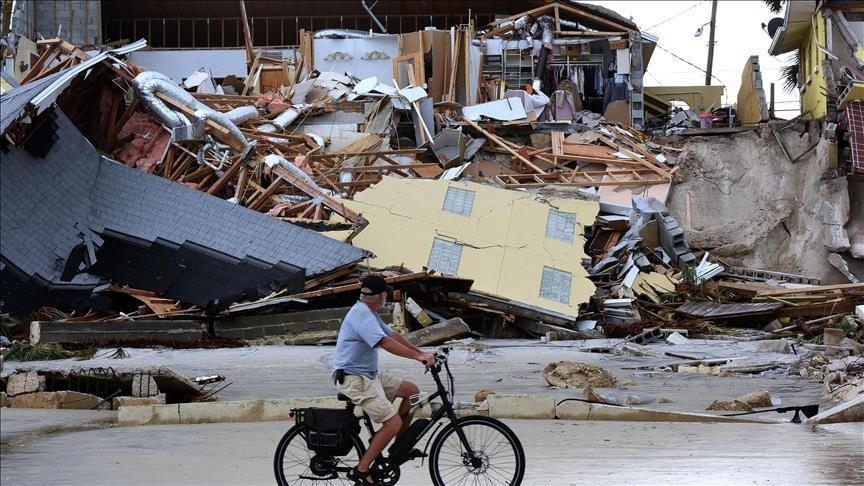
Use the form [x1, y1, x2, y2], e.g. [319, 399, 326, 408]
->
[653, 42, 726, 86]
[644, 1, 706, 31]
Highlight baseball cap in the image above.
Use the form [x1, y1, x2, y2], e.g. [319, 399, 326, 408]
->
[360, 274, 392, 296]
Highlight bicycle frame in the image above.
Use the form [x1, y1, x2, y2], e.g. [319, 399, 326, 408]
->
[357, 348, 478, 464]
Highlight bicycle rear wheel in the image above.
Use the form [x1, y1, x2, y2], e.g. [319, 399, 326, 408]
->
[274, 425, 365, 485]
[428, 415, 525, 485]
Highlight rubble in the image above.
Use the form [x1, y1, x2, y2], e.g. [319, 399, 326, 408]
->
[0, 0, 860, 422]
[706, 390, 773, 412]
[542, 361, 618, 389]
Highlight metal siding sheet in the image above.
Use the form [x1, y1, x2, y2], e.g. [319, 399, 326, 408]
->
[847, 101, 863, 175]
[676, 301, 783, 318]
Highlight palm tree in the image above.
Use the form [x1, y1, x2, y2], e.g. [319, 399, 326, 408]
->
[762, 1, 798, 92]
[762, 0, 784, 14]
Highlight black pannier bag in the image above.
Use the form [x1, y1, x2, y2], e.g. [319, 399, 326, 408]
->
[302, 408, 359, 455]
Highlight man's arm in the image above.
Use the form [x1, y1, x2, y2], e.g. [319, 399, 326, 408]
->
[379, 335, 434, 367]
[390, 332, 425, 355]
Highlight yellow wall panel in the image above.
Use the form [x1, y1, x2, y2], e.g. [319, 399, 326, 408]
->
[341, 177, 599, 316]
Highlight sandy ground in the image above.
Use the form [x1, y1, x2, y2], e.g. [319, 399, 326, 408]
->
[1, 339, 826, 417]
[3, 340, 861, 485]
[1, 409, 861, 485]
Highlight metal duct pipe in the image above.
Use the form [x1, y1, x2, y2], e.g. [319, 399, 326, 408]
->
[225, 106, 260, 125]
[313, 28, 388, 39]
[258, 106, 303, 133]
[264, 154, 335, 196]
[134, 71, 250, 151]
[361, 0, 388, 34]
[513, 15, 532, 33]
[559, 18, 582, 30]
[192, 109, 250, 151]
[134, 71, 196, 128]
[535, 15, 555, 44]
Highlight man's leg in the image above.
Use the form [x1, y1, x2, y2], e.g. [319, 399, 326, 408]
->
[392, 380, 420, 437]
[358, 413, 401, 472]
[338, 375, 400, 483]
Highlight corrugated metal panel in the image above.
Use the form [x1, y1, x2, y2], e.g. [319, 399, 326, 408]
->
[847, 100, 863, 175]
[676, 301, 783, 318]
[0, 70, 67, 134]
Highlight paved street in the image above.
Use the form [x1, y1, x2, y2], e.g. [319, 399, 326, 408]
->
[1, 408, 862, 485]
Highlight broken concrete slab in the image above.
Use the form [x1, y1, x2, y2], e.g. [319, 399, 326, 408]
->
[6, 370, 45, 396]
[31, 320, 207, 345]
[555, 399, 773, 423]
[113, 394, 166, 408]
[620, 343, 662, 357]
[665, 331, 690, 345]
[9, 391, 102, 410]
[754, 340, 791, 354]
[485, 394, 556, 420]
[805, 394, 864, 425]
[117, 396, 342, 426]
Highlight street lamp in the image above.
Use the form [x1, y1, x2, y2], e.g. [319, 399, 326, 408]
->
[694, 21, 710, 37]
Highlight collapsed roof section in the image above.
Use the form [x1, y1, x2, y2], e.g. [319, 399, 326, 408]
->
[0, 108, 368, 316]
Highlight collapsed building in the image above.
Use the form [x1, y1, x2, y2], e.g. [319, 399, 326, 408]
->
[0, 1, 861, 351]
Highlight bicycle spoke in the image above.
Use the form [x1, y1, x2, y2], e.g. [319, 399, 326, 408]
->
[429, 417, 524, 486]
[274, 425, 363, 485]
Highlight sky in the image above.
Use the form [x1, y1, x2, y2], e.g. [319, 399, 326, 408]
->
[583, 0, 800, 116]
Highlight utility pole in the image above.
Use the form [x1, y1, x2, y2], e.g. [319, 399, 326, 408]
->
[705, 0, 718, 85]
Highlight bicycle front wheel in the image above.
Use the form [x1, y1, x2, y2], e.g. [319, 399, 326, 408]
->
[274, 425, 365, 486]
[428, 415, 526, 486]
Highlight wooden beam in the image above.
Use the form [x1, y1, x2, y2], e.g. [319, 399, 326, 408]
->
[207, 158, 247, 196]
[556, 2, 635, 32]
[239, 0, 255, 65]
[462, 118, 546, 174]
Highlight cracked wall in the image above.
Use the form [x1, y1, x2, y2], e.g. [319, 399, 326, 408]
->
[338, 176, 599, 317]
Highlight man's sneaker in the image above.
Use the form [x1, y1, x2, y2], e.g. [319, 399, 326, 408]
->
[346, 466, 375, 485]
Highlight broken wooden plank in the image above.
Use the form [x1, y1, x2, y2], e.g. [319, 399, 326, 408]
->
[463, 118, 546, 174]
[404, 317, 471, 347]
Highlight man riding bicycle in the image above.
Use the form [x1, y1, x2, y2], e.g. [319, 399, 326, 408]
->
[331, 274, 435, 485]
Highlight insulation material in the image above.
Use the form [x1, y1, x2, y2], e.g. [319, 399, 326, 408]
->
[112, 111, 171, 172]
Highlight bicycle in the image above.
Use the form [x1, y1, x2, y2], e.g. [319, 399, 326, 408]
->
[274, 347, 526, 485]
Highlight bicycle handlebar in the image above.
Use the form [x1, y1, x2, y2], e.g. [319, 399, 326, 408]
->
[424, 347, 450, 374]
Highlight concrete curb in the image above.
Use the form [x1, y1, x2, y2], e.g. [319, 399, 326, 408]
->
[118, 394, 775, 426]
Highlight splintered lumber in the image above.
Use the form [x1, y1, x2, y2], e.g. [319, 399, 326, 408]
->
[462, 118, 546, 174]
[404, 317, 471, 347]
[494, 169, 669, 188]
[269, 165, 367, 231]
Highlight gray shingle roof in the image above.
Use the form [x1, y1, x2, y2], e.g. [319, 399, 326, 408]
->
[1, 110, 369, 313]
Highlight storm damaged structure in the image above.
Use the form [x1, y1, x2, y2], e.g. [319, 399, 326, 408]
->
[0, 0, 861, 352]
[0, 41, 368, 317]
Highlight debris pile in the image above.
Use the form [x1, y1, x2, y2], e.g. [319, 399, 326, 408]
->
[0, 2, 861, 372]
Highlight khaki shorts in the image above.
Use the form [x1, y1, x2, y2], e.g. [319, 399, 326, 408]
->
[335, 372, 403, 423]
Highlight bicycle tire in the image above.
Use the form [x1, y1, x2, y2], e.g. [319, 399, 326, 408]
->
[274, 424, 366, 486]
[428, 415, 526, 486]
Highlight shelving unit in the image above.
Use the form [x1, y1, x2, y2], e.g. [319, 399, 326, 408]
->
[502, 47, 534, 90]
